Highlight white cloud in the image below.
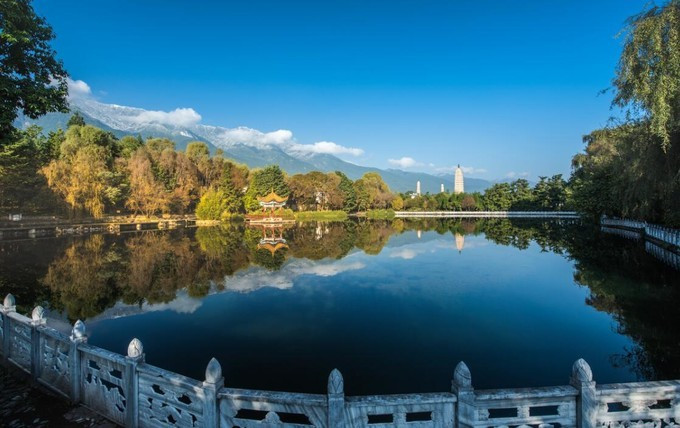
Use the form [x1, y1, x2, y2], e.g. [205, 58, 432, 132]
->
[505, 171, 529, 178]
[292, 141, 364, 157]
[67, 78, 92, 98]
[130, 107, 202, 127]
[66, 78, 367, 156]
[388, 157, 422, 168]
[461, 166, 487, 174]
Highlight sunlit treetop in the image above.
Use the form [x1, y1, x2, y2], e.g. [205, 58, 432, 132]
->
[613, 0, 680, 150]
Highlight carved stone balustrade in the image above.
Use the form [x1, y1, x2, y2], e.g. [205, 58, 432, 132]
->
[1, 294, 679, 428]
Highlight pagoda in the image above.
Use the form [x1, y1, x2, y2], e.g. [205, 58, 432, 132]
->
[246, 190, 290, 224]
[257, 190, 288, 211]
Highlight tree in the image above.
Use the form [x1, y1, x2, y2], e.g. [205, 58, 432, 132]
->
[0, 0, 69, 142]
[67, 112, 86, 128]
[186, 141, 210, 162]
[483, 183, 513, 210]
[335, 171, 357, 212]
[126, 149, 167, 216]
[0, 125, 55, 211]
[244, 165, 289, 211]
[391, 195, 404, 210]
[613, 1, 680, 150]
[355, 172, 393, 209]
[43, 144, 112, 217]
[287, 171, 344, 211]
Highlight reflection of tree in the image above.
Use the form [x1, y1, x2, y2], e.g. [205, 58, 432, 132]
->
[195, 225, 250, 287]
[42, 235, 122, 320]
[8, 218, 678, 382]
[567, 232, 680, 381]
[288, 221, 356, 260]
[119, 232, 202, 304]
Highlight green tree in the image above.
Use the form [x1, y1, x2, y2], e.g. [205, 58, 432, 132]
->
[0, 125, 56, 211]
[335, 171, 358, 212]
[0, 0, 69, 142]
[67, 112, 86, 128]
[244, 165, 289, 212]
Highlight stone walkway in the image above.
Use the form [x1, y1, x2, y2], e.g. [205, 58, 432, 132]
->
[0, 365, 116, 427]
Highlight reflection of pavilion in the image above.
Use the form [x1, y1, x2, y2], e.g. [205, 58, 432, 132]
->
[253, 223, 289, 255]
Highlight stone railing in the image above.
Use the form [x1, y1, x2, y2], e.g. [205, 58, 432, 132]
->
[395, 211, 580, 218]
[2, 294, 680, 428]
[601, 217, 680, 249]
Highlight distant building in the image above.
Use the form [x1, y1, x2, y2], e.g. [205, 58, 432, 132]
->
[454, 165, 464, 194]
[416, 180, 421, 196]
[440, 183, 445, 193]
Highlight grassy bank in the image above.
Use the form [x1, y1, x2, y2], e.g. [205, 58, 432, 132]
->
[365, 209, 396, 219]
[295, 210, 348, 221]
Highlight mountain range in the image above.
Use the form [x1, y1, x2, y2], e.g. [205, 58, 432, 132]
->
[17, 97, 492, 193]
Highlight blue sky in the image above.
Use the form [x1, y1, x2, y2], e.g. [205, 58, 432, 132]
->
[34, 0, 650, 180]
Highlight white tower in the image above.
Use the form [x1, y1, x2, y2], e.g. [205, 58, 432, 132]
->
[440, 183, 445, 193]
[416, 180, 421, 196]
[454, 165, 464, 194]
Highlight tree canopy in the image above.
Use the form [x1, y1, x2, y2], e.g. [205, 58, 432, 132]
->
[0, 0, 69, 142]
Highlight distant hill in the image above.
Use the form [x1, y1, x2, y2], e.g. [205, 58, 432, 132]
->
[16, 98, 492, 193]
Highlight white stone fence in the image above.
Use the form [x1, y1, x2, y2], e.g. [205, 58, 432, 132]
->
[601, 217, 680, 249]
[395, 211, 580, 218]
[2, 294, 680, 428]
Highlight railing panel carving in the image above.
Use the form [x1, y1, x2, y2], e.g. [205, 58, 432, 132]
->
[219, 388, 328, 428]
[137, 363, 205, 428]
[2, 295, 680, 428]
[595, 381, 680, 428]
[345, 393, 456, 428]
[473, 386, 578, 428]
[7, 312, 32, 372]
[79, 344, 128, 426]
[37, 328, 70, 397]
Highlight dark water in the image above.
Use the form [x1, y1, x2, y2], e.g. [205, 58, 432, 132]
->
[1, 219, 678, 395]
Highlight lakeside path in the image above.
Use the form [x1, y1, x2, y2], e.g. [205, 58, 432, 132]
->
[0, 365, 115, 427]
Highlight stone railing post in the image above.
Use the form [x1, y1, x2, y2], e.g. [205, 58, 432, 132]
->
[570, 359, 597, 428]
[1, 294, 16, 361]
[328, 369, 345, 428]
[452, 362, 475, 428]
[125, 338, 145, 428]
[30, 306, 46, 379]
[203, 358, 224, 428]
[69, 320, 87, 403]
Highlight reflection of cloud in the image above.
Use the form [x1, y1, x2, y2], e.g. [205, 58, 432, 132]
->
[390, 248, 420, 260]
[91, 258, 366, 322]
[142, 293, 203, 314]
[225, 259, 366, 292]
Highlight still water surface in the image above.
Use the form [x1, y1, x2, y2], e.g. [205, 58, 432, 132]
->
[0, 219, 678, 394]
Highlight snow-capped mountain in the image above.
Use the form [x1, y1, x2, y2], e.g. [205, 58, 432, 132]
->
[17, 97, 491, 193]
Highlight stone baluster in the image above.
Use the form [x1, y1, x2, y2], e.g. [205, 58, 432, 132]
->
[328, 369, 345, 428]
[30, 306, 46, 379]
[125, 338, 144, 428]
[203, 357, 224, 428]
[1, 294, 16, 361]
[452, 361, 475, 428]
[571, 359, 597, 428]
[69, 320, 87, 403]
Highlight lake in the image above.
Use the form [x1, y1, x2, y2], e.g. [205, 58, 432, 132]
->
[0, 218, 678, 395]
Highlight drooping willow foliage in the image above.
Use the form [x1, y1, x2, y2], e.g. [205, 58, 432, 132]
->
[571, 1, 680, 226]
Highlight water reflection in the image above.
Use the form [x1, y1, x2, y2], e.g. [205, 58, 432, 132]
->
[0, 218, 678, 391]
